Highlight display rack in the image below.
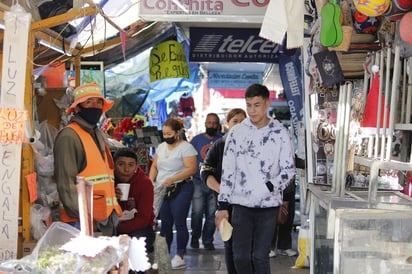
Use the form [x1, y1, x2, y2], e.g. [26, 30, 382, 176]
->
[306, 45, 412, 274]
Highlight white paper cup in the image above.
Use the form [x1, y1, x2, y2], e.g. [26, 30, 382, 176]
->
[117, 183, 130, 201]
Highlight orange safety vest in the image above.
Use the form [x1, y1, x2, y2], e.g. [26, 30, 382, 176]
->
[60, 123, 122, 222]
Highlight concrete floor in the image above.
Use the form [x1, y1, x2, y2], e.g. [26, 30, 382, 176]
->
[168, 228, 310, 274]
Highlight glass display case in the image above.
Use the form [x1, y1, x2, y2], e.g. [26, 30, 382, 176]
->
[334, 208, 412, 274]
[308, 184, 412, 274]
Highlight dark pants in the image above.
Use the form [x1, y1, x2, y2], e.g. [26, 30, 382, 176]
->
[272, 182, 296, 250]
[231, 205, 278, 274]
[225, 204, 237, 274]
[190, 177, 217, 245]
[159, 181, 194, 255]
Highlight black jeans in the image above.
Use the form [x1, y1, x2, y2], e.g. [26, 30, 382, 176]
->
[231, 205, 278, 274]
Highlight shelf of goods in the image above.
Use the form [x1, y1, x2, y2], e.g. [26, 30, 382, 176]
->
[306, 44, 412, 274]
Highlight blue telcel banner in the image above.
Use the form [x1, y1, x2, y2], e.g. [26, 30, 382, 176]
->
[278, 49, 304, 138]
[190, 27, 279, 63]
[208, 71, 263, 89]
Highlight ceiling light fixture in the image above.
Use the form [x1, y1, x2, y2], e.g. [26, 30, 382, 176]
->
[39, 39, 72, 56]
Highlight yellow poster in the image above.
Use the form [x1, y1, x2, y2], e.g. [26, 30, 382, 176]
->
[150, 40, 190, 82]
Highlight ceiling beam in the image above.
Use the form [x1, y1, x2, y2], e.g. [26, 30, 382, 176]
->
[31, 6, 98, 31]
[0, 3, 10, 12]
[81, 36, 123, 56]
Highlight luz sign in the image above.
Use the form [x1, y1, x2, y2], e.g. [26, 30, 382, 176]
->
[0, 4, 31, 261]
[149, 40, 190, 82]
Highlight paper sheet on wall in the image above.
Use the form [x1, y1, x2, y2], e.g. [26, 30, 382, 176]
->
[0, 3, 31, 261]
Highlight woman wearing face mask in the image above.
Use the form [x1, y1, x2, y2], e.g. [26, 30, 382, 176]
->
[149, 117, 197, 270]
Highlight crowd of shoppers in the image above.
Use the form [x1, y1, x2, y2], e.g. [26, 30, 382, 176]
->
[54, 82, 299, 273]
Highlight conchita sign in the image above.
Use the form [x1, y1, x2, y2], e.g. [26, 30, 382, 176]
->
[138, 0, 269, 23]
[190, 28, 279, 63]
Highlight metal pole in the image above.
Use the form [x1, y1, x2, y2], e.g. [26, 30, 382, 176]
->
[385, 44, 401, 161]
[380, 47, 391, 161]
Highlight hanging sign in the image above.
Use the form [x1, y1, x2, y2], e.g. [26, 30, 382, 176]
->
[278, 49, 304, 138]
[138, 0, 269, 23]
[190, 28, 279, 63]
[0, 4, 31, 261]
[208, 71, 263, 89]
[150, 40, 190, 82]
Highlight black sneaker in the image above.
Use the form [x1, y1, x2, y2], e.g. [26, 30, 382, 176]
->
[190, 238, 199, 249]
[203, 243, 215, 250]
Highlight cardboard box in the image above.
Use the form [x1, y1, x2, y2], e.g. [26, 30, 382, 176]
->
[22, 241, 37, 257]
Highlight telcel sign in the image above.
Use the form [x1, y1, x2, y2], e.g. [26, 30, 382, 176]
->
[138, 0, 269, 23]
[190, 28, 279, 63]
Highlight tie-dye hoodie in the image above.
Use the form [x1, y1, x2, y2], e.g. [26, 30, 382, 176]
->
[218, 117, 295, 209]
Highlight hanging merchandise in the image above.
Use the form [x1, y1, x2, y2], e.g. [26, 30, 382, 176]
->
[329, 0, 354, 52]
[400, 11, 412, 45]
[353, 0, 391, 17]
[352, 10, 383, 34]
[178, 93, 195, 118]
[384, 0, 412, 21]
[360, 66, 390, 127]
[320, 0, 343, 47]
[278, 49, 304, 138]
[313, 50, 345, 87]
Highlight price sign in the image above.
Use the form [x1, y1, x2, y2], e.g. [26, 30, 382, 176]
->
[149, 40, 190, 82]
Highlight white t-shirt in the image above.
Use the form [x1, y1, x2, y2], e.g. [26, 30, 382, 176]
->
[154, 141, 197, 187]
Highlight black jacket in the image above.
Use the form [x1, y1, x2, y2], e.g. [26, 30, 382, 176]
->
[200, 135, 226, 191]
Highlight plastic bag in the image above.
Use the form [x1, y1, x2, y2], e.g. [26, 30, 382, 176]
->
[153, 185, 166, 217]
[294, 225, 311, 268]
[30, 204, 51, 241]
[32, 121, 57, 177]
[21, 222, 126, 273]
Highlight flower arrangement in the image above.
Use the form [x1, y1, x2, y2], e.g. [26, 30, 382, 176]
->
[112, 115, 146, 147]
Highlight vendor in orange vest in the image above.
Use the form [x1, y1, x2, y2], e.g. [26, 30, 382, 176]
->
[54, 82, 122, 236]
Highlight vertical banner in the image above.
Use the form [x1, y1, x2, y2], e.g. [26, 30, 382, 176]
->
[0, 4, 31, 261]
[278, 49, 304, 138]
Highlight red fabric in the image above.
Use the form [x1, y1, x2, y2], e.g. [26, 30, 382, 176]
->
[178, 95, 195, 117]
[117, 167, 155, 233]
[361, 73, 389, 127]
[42, 63, 66, 88]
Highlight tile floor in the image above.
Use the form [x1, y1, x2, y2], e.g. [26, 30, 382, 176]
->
[167, 228, 310, 274]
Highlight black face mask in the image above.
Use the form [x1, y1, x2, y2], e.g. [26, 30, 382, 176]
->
[78, 106, 103, 124]
[164, 137, 176, 145]
[206, 127, 218, 136]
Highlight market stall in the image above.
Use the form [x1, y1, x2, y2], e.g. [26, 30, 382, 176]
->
[303, 1, 412, 273]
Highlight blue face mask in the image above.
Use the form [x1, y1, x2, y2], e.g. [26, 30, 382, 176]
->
[78, 106, 102, 124]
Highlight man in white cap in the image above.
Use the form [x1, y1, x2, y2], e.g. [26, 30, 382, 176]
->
[54, 83, 122, 236]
